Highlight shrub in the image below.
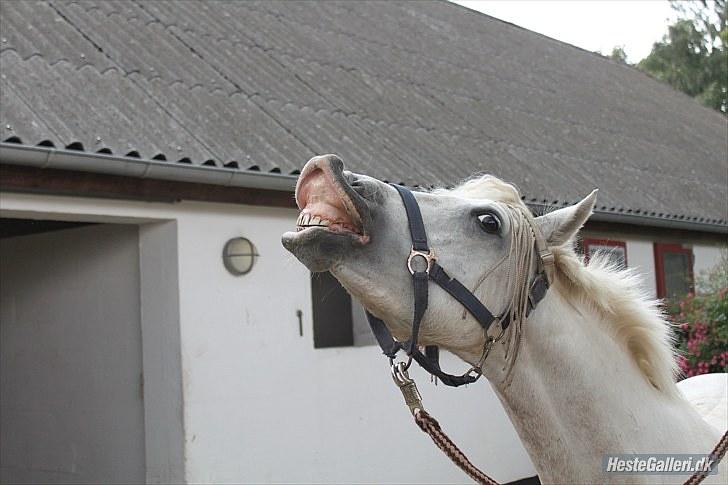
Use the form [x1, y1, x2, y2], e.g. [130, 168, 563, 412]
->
[672, 250, 728, 378]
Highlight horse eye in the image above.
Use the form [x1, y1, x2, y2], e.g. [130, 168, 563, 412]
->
[478, 213, 501, 234]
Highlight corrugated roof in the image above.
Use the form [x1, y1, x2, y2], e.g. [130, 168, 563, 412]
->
[1, 0, 726, 225]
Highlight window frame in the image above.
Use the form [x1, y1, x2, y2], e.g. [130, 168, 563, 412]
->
[653, 242, 694, 299]
[582, 238, 628, 268]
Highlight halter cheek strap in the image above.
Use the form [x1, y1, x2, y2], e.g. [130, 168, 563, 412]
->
[366, 184, 551, 388]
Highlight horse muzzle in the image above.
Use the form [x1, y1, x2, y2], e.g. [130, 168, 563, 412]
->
[281, 154, 374, 271]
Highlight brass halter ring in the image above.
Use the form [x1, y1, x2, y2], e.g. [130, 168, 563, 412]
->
[407, 247, 436, 275]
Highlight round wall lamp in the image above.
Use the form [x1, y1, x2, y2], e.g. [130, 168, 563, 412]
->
[222, 237, 258, 276]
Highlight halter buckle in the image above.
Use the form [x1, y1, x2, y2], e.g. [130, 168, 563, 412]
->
[528, 274, 549, 313]
[461, 322, 506, 380]
[407, 248, 436, 275]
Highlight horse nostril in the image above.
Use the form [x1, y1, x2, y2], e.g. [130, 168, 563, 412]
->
[325, 154, 344, 175]
[344, 171, 359, 186]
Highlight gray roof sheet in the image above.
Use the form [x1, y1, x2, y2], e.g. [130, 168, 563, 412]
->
[1, 0, 726, 225]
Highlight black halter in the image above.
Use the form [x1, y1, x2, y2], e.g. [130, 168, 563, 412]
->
[366, 184, 551, 387]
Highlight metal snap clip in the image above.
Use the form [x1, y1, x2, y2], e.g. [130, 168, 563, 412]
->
[391, 360, 424, 414]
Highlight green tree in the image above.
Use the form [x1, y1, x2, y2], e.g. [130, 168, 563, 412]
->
[638, 0, 727, 113]
[610, 46, 628, 64]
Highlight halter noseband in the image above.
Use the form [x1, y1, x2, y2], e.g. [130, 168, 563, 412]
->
[366, 184, 553, 387]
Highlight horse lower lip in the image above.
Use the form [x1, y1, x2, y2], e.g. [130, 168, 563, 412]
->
[289, 224, 370, 246]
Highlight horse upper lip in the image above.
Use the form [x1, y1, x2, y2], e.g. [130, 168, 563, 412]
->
[294, 155, 369, 237]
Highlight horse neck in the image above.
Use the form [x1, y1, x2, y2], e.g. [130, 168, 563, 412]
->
[486, 290, 717, 483]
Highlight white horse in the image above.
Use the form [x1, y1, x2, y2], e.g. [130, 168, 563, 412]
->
[282, 154, 727, 484]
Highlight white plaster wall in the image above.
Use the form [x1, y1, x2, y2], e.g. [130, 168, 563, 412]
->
[0, 192, 535, 484]
[624, 239, 658, 298]
[693, 244, 725, 283]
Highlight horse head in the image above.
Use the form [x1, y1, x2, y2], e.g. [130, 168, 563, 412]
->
[281, 154, 596, 373]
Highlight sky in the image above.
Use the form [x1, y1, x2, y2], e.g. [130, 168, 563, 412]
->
[451, 1, 677, 64]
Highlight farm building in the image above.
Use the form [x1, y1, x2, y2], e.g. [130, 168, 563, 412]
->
[0, 1, 726, 484]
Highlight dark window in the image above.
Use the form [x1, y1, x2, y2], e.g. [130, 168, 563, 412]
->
[583, 238, 627, 270]
[654, 243, 694, 299]
[310, 272, 354, 348]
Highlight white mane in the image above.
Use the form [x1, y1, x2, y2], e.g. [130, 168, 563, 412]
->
[440, 175, 680, 397]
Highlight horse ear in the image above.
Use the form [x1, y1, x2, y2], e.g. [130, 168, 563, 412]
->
[535, 189, 598, 247]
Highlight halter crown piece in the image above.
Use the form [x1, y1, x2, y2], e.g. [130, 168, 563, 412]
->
[365, 184, 553, 387]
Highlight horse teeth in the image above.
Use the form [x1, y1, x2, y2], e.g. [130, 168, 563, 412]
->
[295, 213, 333, 228]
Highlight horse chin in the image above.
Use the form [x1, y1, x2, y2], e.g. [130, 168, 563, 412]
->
[281, 226, 367, 272]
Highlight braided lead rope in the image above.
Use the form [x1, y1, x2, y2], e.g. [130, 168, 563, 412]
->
[414, 408, 500, 485]
[395, 357, 727, 485]
[414, 407, 726, 485]
[684, 430, 728, 485]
